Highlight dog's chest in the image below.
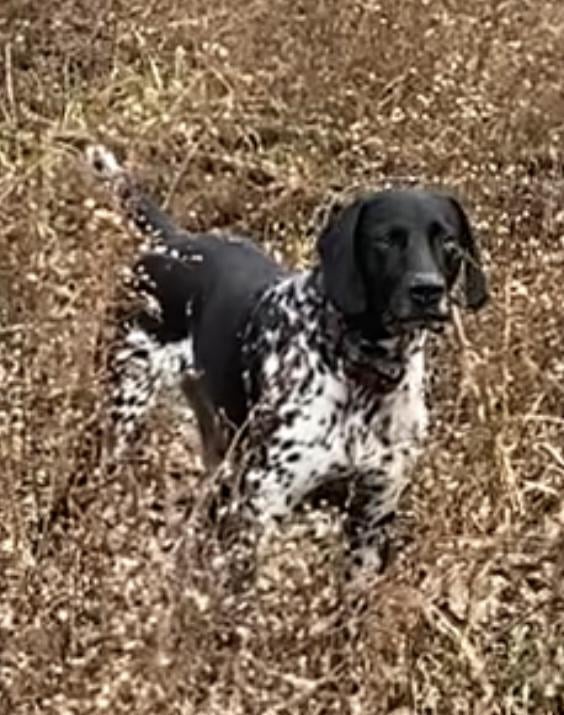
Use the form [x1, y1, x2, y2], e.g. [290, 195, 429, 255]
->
[343, 351, 428, 467]
[261, 339, 428, 489]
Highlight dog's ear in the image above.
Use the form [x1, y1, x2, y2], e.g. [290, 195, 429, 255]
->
[444, 195, 489, 310]
[317, 199, 366, 315]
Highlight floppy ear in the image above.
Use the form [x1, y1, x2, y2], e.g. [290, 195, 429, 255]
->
[316, 199, 366, 315]
[445, 196, 489, 310]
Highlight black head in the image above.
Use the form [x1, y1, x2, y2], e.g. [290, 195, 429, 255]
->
[317, 188, 488, 339]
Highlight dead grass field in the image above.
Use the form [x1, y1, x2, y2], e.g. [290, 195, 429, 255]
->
[1, 0, 564, 712]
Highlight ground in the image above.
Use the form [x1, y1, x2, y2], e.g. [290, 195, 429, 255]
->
[1, 1, 563, 713]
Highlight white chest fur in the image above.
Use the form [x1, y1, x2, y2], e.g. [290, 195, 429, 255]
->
[331, 346, 427, 479]
[342, 346, 428, 511]
[254, 335, 429, 520]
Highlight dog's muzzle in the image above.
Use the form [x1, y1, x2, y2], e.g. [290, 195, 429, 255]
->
[388, 273, 450, 332]
[409, 273, 445, 310]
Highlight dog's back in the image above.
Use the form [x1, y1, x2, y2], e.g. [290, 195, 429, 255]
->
[136, 233, 287, 426]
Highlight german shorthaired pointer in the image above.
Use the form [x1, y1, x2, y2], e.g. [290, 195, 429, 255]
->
[87, 146, 488, 570]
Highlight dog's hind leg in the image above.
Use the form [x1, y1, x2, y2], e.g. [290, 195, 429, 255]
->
[104, 254, 200, 461]
[106, 319, 196, 460]
[180, 372, 230, 472]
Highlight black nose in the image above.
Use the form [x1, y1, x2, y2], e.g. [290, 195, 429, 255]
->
[409, 274, 445, 307]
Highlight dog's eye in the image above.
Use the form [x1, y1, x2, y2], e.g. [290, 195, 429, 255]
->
[378, 227, 407, 248]
[441, 234, 459, 253]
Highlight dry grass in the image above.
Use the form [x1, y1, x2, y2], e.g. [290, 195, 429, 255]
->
[1, 0, 564, 712]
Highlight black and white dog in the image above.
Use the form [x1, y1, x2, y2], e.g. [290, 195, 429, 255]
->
[87, 146, 488, 569]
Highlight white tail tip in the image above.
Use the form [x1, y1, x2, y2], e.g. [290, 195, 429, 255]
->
[85, 144, 124, 180]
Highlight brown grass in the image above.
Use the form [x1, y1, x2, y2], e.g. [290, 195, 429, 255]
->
[1, 0, 564, 712]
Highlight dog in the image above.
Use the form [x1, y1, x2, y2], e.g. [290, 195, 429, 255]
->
[87, 145, 488, 570]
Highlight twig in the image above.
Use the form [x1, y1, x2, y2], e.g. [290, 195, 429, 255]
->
[536, 442, 564, 473]
[4, 43, 16, 122]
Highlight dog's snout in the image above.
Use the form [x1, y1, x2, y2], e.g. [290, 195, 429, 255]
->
[409, 274, 445, 307]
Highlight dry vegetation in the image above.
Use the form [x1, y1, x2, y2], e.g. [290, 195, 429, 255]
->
[1, 0, 564, 712]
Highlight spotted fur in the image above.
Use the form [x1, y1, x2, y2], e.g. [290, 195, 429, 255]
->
[87, 145, 488, 571]
[237, 272, 430, 567]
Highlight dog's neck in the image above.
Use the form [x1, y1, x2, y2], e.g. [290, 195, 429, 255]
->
[302, 269, 424, 390]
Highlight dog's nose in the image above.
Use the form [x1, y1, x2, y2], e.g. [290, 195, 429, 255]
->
[409, 274, 445, 307]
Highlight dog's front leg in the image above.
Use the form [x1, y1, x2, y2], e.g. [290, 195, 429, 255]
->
[242, 466, 305, 525]
[240, 438, 326, 527]
[341, 472, 402, 573]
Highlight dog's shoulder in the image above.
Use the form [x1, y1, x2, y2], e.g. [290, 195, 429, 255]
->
[240, 271, 330, 406]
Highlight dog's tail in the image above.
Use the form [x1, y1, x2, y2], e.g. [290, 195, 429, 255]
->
[85, 144, 181, 246]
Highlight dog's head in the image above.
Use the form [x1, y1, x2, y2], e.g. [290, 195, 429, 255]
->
[317, 189, 488, 338]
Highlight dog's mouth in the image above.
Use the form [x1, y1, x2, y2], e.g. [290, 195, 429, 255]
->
[386, 310, 450, 334]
